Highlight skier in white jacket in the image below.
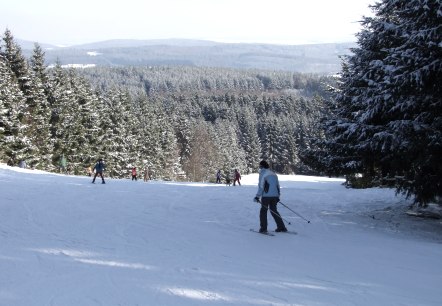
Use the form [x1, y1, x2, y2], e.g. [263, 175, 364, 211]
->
[254, 160, 287, 233]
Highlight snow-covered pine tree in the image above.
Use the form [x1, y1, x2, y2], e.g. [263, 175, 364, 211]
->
[22, 68, 52, 169]
[1, 29, 29, 91]
[20, 43, 54, 170]
[63, 69, 103, 174]
[257, 115, 282, 170]
[320, 0, 441, 205]
[0, 54, 27, 164]
[212, 118, 248, 179]
[277, 117, 299, 174]
[236, 107, 261, 174]
[46, 62, 78, 171]
[135, 96, 181, 180]
[98, 89, 133, 178]
[369, 0, 441, 205]
[0, 29, 38, 165]
[155, 111, 181, 181]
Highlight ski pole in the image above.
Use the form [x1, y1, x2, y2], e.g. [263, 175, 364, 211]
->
[256, 200, 291, 225]
[278, 201, 311, 223]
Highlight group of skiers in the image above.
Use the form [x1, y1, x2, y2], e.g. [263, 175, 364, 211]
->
[216, 169, 241, 186]
[14, 156, 286, 233]
[130, 167, 150, 182]
[88, 160, 151, 184]
[90, 159, 287, 233]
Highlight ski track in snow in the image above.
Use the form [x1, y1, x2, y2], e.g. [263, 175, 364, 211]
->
[0, 165, 441, 306]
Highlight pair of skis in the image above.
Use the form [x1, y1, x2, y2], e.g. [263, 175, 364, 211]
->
[249, 229, 297, 236]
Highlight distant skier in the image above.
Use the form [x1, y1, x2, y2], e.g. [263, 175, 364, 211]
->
[233, 169, 241, 186]
[216, 170, 222, 184]
[131, 167, 137, 181]
[254, 160, 287, 233]
[92, 159, 106, 184]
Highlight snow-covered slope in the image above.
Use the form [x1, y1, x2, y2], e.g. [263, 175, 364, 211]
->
[1, 164, 441, 306]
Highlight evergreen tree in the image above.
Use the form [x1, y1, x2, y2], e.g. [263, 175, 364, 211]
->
[213, 119, 247, 178]
[0, 29, 34, 164]
[312, 0, 441, 205]
[258, 116, 279, 167]
[158, 119, 181, 180]
[98, 89, 135, 177]
[370, 0, 442, 205]
[24, 69, 53, 169]
[237, 107, 261, 173]
[0, 54, 27, 164]
[135, 96, 181, 180]
[21, 43, 54, 169]
[47, 62, 77, 170]
[63, 69, 102, 173]
[1, 29, 29, 91]
[30, 43, 49, 86]
[276, 117, 298, 173]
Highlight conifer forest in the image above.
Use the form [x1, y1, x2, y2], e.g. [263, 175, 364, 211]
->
[0, 29, 330, 181]
[0, 0, 441, 206]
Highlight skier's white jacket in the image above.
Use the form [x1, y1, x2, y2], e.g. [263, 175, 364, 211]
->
[256, 168, 280, 198]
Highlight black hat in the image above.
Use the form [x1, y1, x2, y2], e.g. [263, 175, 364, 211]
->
[259, 160, 269, 169]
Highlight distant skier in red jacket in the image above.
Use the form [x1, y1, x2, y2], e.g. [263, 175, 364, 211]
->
[233, 169, 241, 186]
[131, 167, 137, 181]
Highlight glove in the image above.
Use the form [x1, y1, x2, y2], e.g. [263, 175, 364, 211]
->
[254, 197, 260, 203]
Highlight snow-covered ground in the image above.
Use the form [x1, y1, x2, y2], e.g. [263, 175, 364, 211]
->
[1, 164, 441, 306]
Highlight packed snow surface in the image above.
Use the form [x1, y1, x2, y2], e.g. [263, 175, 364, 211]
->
[1, 164, 441, 306]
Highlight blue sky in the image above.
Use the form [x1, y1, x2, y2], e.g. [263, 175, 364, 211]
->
[1, 0, 374, 46]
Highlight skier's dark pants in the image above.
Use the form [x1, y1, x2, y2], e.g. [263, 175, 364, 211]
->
[92, 171, 105, 183]
[260, 197, 285, 230]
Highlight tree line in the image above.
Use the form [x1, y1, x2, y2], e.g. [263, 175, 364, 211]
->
[0, 28, 329, 182]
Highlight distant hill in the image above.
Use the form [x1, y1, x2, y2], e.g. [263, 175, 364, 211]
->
[19, 38, 356, 74]
[17, 39, 59, 50]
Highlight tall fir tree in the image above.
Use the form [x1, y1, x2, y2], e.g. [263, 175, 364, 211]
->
[311, 0, 441, 205]
[99, 89, 134, 177]
[0, 29, 36, 165]
[0, 54, 27, 164]
[62, 69, 102, 173]
[22, 43, 53, 169]
[368, 0, 442, 204]
[47, 62, 77, 170]
[237, 107, 261, 173]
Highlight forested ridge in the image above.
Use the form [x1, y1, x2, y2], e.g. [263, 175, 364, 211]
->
[0, 28, 330, 182]
[19, 39, 354, 74]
